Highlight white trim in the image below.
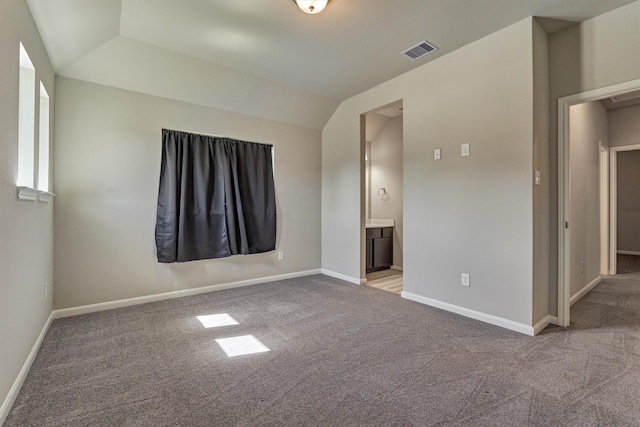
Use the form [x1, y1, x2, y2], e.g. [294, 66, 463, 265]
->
[400, 291, 535, 336]
[16, 187, 55, 202]
[611, 144, 640, 153]
[558, 96, 571, 327]
[600, 142, 609, 275]
[533, 315, 558, 335]
[54, 269, 321, 319]
[610, 143, 640, 276]
[38, 191, 55, 203]
[617, 250, 640, 256]
[320, 269, 362, 285]
[390, 265, 403, 271]
[610, 149, 618, 275]
[558, 78, 640, 328]
[570, 276, 601, 306]
[0, 311, 54, 425]
[16, 186, 39, 201]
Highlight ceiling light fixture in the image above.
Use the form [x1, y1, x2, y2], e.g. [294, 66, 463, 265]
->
[293, 0, 329, 14]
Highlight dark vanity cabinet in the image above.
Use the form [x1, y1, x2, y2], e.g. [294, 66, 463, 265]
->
[366, 227, 393, 273]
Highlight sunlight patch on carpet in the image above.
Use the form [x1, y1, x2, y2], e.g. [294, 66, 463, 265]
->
[196, 313, 239, 328]
[215, 335, 270, 357]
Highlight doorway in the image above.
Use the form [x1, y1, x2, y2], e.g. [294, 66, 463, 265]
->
[558, 79, 640, 326]
[360, 100, 404, 294]
[608, 145, 640, 276]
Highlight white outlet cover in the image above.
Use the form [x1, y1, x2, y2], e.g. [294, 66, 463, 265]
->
[434, 148, 441, 160]
[534, 171, 541, 186]
[461, 273, 470, 287]
[461, 143, 470, 157]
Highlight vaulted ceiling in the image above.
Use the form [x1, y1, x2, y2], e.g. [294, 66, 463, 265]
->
[27, 0, 635, 129]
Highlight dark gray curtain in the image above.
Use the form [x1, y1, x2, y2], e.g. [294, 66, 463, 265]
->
[155, 129, 276, 263]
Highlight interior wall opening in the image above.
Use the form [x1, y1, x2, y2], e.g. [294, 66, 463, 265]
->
[559, 80, 640, 326]
[361, 100, 403, 294]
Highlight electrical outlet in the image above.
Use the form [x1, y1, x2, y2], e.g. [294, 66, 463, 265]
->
[461, 143, 470, 157]
[434, 148, 441, 160]
[44, 282, 48, 300]
[461, 273, 470, 287]
[278, 251, 284, 261]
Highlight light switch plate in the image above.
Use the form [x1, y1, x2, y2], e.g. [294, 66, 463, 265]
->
[434, 148, 441, 160]
[534, 171, 541, 186]
[461, 143, 470, 157]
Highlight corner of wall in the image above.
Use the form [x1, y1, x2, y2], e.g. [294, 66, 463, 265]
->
[532, 18, 552, 324]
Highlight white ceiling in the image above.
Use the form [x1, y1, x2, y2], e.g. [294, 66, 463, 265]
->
[26, 0, 635, 129]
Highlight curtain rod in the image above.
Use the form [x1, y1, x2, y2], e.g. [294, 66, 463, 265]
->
[162, 128, 273, 147]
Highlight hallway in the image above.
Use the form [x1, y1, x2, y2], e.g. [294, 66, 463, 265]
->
[570, 254, 640, 328]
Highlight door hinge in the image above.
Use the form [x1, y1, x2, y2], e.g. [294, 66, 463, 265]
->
[565, 221, 569, 229]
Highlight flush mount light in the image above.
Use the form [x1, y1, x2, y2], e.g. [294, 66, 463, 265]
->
[293, 0, 329, 14]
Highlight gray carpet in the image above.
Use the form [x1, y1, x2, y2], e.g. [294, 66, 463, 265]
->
[5, 268, 640, 426]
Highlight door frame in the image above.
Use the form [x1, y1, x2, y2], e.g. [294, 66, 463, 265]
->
[557, 78, 640, 327]
[360, 100, 403, 282]
[609, 144, 640, 276]
[599, 141, 609, 275]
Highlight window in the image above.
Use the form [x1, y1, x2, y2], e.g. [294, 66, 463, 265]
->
[17, 43, 53, 202]
[38, 82, 50, 192]
[18, 43, 35, 189]
[155, 129, 276, 263]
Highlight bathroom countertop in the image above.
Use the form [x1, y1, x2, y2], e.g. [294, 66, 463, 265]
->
[365, 219, 395, 229]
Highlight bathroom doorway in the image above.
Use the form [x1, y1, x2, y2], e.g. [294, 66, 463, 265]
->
[361, 100, 404, 294]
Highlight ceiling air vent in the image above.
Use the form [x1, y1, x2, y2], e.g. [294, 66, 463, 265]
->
[401, 40, 438, 61]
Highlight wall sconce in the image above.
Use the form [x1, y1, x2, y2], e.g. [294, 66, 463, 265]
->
[378, 187, 389, 201]
[292, 0, 329, 14]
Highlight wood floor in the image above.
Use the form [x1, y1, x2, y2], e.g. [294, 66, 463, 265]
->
[365, 269, 402, 294]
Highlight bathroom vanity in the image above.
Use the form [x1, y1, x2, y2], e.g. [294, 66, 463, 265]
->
[365, 219, 394, 273]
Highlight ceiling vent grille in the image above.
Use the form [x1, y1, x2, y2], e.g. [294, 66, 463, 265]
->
[401, 40, 438, 60]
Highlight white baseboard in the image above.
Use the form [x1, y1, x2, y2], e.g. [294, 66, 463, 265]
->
[391, 265, 403, 272]
[54, 269, 321, 319]
[0, 311, 54, 425]
[617, 250, 640, 256]
[401, 291, 535, 336]
[320, 269, 362, 285]
[533, 314, 558, 335]
[570, 276, 601, 306]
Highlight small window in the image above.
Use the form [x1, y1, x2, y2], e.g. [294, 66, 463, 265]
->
[38, 82, 50, 192]
[18, 43, 35, 188]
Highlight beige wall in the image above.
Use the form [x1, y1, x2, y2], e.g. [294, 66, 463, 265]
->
[532, 19, 550, 324]
[369, 115, 403, 268]
[548, 1, 640, 313]
[568, 102, 607, 298]
[617, 150, 640, 253]
[609, 104, 640, 148]
[323, 18, 536, 327]
[0, 0, 55, 419]
[53, 77, 321, 309]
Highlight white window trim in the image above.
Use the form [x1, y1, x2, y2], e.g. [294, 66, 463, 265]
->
[17, 187, 55, 202]
[16, 43, 55, 203]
